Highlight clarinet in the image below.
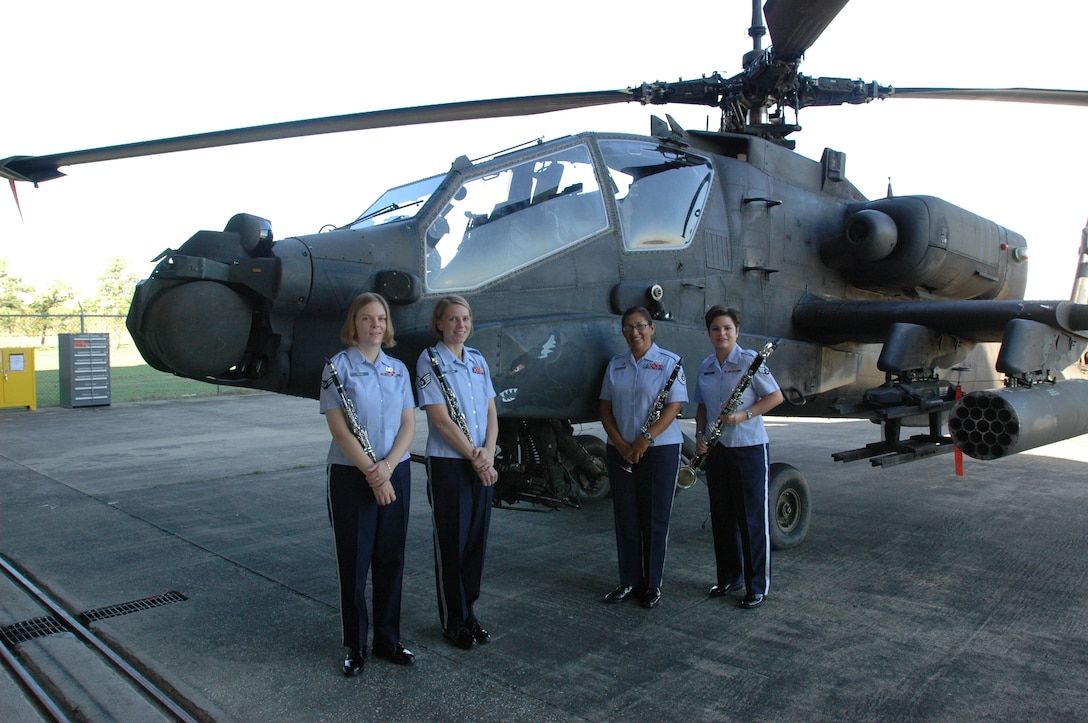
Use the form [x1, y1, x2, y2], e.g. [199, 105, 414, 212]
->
[676, 340, 778, 488]
[427, 346, 475, 446]
[641, 356, 684, 438]
[620, 356, 683, 473]
[323, 358, 377, 463]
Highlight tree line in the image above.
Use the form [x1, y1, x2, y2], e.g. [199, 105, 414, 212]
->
[0, 256, 139, 317]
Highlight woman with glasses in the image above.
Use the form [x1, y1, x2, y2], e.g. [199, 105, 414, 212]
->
[599, 306, 687, 609]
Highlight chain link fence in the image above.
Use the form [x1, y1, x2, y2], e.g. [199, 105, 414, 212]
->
[0, 313, 130, 346]
[1, 314, 260, 407]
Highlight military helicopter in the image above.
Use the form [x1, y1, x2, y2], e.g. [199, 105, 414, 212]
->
[5, 0, 1088, 549]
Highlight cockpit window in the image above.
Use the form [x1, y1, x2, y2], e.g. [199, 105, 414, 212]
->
[425, 144, 607, 290]
[599, 140, 712, 250]
[349, 175, 444, 230]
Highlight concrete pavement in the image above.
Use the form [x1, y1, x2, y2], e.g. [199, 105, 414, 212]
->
[2, 394, 1088, 721]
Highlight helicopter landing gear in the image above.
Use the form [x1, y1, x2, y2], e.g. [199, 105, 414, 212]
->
[768, 462, 811, 550]
[567, 435, 610, 502]
[493, 420, 609, 509]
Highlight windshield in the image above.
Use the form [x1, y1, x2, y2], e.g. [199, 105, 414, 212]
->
[349, 175, 444, 229]
[424, 144, 608, 290]
[599, 140, 712, 249]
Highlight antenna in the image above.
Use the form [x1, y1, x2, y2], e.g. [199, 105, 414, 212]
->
[749, 0, 766, 53]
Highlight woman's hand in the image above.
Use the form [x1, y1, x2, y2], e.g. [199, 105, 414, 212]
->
[720, 411, 745, 426]
[472, 447, 498, 486]
[624, 437, 650, 465]
[372, 481, 396, 505]
[364, 459, 392, 488]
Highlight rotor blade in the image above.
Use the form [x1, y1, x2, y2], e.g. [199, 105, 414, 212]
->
[0, 90, 633, 184]
[762, 0, 850, 60]
[883, 87, 1088, 106]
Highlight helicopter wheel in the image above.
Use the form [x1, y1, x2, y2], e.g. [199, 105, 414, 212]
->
[572, 435, 610, 502]
[768, 462, 811, 551]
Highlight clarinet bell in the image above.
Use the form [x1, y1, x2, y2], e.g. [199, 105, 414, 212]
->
[676, 464, 699, 489]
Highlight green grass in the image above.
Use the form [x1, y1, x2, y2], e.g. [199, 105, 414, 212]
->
[3, 343, 261, 407]
[33, 364, 262, 406]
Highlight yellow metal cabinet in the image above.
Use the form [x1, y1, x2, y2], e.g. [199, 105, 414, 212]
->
[1, 347, 36, 410]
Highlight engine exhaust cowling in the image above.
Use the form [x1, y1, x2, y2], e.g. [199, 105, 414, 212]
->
[824, 195, 1028, 300]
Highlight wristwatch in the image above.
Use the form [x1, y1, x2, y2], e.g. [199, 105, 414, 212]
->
[745, 410, 753, 420]
[642, 431, 653, 441]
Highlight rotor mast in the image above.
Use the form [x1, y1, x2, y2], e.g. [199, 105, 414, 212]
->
[746, 0, 769, 127]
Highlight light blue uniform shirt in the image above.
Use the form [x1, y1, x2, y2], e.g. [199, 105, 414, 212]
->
[693, 344, 780, 448]
[320, 347, 414, 466]
[600, 343, 688, 446]
[416, 342, 497, 458]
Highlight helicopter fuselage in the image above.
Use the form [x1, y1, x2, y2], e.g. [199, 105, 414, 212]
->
[127, 128, 1040, 429]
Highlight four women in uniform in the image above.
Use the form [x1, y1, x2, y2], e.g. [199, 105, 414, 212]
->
[321, 294, 782, 675]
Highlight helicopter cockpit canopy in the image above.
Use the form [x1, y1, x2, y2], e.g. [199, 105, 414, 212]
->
[425, 143, 606, 290]
[424, 138, 714, 290]
[600, 140, 713, 250]
[348, 174, 444, 229]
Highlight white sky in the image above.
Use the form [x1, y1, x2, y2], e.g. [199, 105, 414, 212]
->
[3, 0, 1086, 301]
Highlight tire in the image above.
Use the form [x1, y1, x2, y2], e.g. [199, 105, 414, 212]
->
[572, 435, 610, 502]
[768, 462, 811, 550]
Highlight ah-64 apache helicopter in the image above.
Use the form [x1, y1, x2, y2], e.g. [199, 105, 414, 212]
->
[5, 0, 1088, 550]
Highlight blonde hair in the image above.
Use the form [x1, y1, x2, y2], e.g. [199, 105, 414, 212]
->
[430, 294, 472, 340]
[340, 292, 396, 347]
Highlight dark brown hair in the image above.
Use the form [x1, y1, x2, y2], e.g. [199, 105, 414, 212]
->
[704, 305, 741, 331]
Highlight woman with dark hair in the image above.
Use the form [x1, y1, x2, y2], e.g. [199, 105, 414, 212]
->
[415, 294, 499, 649]
[693, 305, 784, 609]
[320, 292, 416, 676]
[599, 306, 687, 609]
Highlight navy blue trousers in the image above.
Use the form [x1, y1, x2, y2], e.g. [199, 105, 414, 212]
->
[327, 461, 410, 652]
[705, 443, 771, 596]
[426, 456, 493, 633]
[606, 444, 680, 590]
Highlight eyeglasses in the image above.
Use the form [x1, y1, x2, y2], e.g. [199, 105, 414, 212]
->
[621, 322, 651, 333]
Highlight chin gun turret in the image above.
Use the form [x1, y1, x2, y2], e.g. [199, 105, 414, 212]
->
[949, 379, 1088, 460]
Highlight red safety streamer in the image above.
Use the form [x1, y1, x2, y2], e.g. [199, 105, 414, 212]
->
[9, 179, 24, 221]
[953, 383, 964, 476]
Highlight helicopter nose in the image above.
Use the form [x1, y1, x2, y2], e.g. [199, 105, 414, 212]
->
[137, 280, 252, 378]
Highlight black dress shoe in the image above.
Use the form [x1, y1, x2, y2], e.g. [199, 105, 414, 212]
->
[709, 582, 744, 598]
[604, 585, 636, 603]
[373, 642, 415, 665]
[469, 620, 491, 645]
[642, 587, 662, 608]
[444, 625, 476, 650]
[740, 593, 765, 609]
[343, 647, 366, 677]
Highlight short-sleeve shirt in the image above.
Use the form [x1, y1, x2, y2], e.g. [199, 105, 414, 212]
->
[693, 344, 780, 448]
[320, 346, 415, 466]
[416, 342, 497, 458]
[599, 342, 688, 446]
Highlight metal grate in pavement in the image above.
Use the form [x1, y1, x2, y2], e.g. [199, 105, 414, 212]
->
[82, 591, 188, 623]
[1, 616, 68, 647]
